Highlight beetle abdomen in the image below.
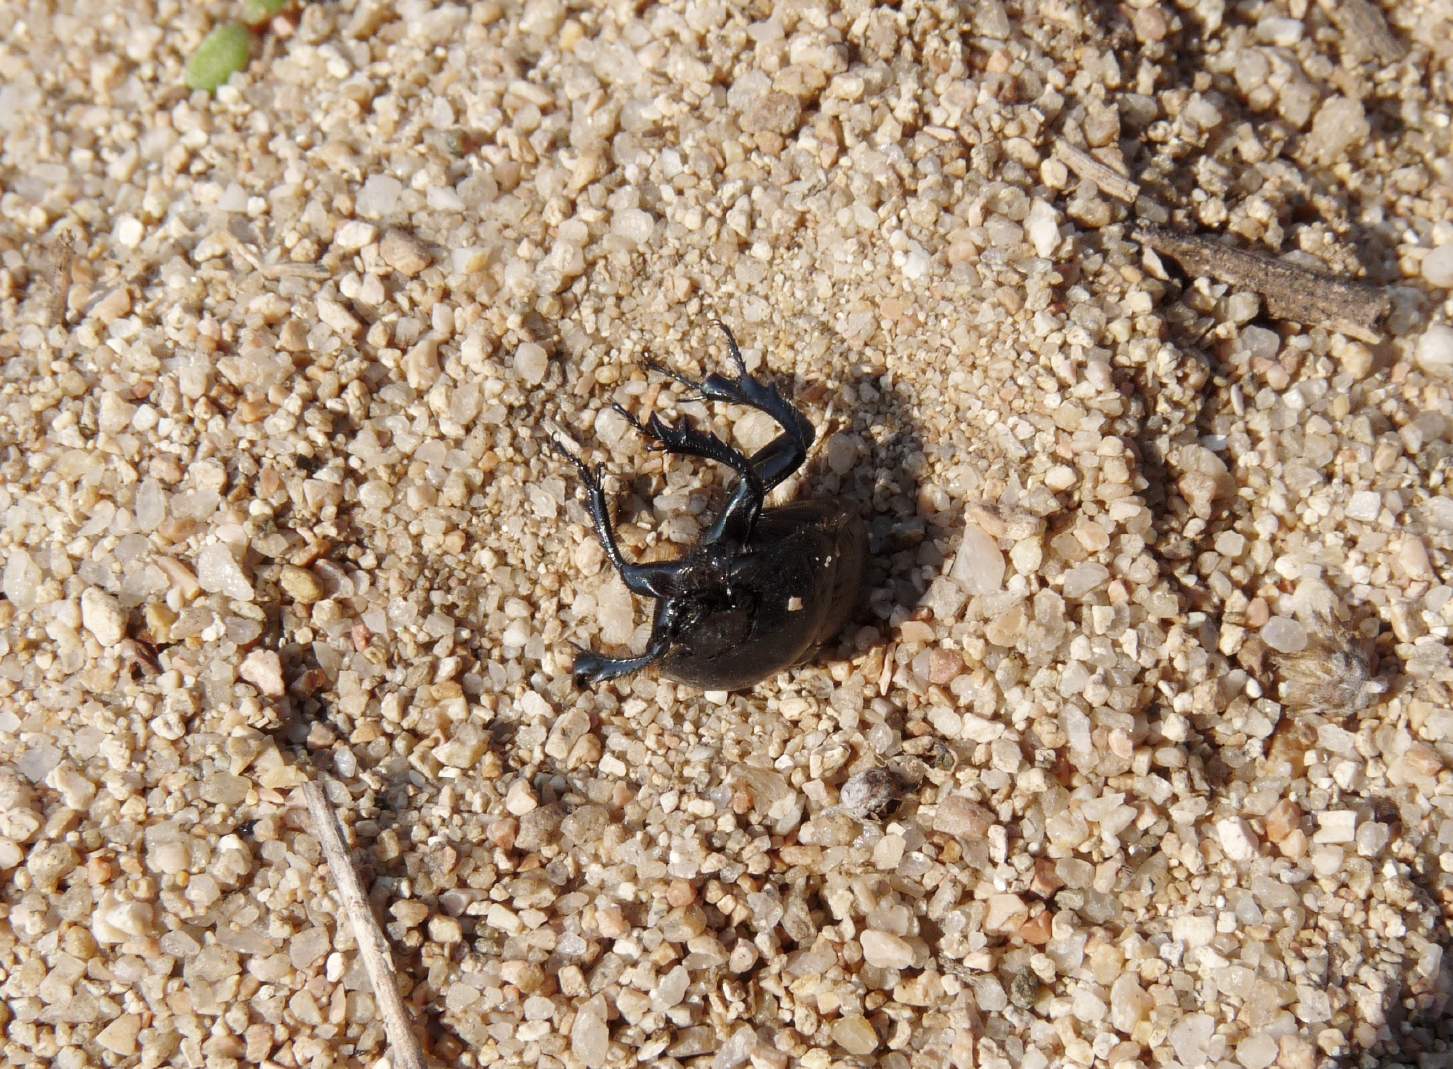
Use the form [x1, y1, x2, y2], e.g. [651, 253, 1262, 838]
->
[657, 501, 865, 690]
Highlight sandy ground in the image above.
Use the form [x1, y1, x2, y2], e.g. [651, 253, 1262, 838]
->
[3, 0, 1453, 1067]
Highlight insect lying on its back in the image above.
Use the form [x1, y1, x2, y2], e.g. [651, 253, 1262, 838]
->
[550, 323, 866, 692]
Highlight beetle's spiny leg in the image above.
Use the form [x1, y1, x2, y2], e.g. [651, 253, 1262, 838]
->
[572, 636, 668, 687]
[644, 358, 708, 400]
[545, 430, 684, 599]
[610, 402, 666, 450]
[614, 404, 765, 511]
[544, 432, 604, 491]
[713, 319, 750, 377]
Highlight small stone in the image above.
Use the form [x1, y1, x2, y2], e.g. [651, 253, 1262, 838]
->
[1109, 974, 1151, 1032]
[860, 929, 914, 970]
[1347, 489, 1382, 521]
[196, 543, 254, 601]
[1260, 616, 1308, 654]
[80, 587, 126, 647]
[984, 893, 1028, 933]
[96, 1013, 141, 1056]
[1216, 817, 1259, 861]
[1422, 244, 1453, 288]
[239, 649, 285, 696]
[652, 965, 689, 1008]
[1236, 1032, 1277, 1069]
[115, 215, 145, 248]
[317, 296, 362, 338]
[435, 722, 486, 768]
[1173, 913, 1215, 949]
[505, 778, 538, 815]
[1278, 1036, 1317, 1069]
[950, 524, 1004, 595]
[1025, 199, 1060, 258]
[1168, 1012, 1214, 1067]
[515, 804, 563, 852]
[1062, 563, 1110, 599]
[611, 207, 655, 246]
[201, 773, 250, 806]
[358, 174, 404, 217]
[279, 565, 324, 603]
[1238, 324, 1280, 360]
[1263, 799, 1301, 843]
[832, 1015, 879, 1056]
[1307, 96, 1369, 165]
[514, 342, 548, 385]
[428, 915, 463, 943]
[1314, 810, 1357, 843]
[933, 794, 991, 840]
[545, 707, 589, 760]
[290, 926, 330, 971]
[1414, 324, 1453, 379]
[381, 229, 432, 275]
[334, 219, 377, 250]
[4, 548, 43, 610]
[1398, 536, 1433, 580]
[571, 1003, 609, 1066]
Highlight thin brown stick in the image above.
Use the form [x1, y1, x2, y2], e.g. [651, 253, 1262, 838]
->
[1135, 224, 1391, 343]
[1317, 0, 1405, 65]
[1054, 141, 1141, 203]
[303, 779, 429, 1069]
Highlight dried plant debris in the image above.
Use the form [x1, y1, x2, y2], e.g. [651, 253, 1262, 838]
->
[2, 0, 1452, 1067]
[1273, 614, 1388, 718]
[1138, 223, 1393, 342]
[838, 766, 907, 821]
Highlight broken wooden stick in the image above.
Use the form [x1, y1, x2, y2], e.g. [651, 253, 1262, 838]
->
[1054, 141, 1141, 203]
[1135, 223, 1391, 343]
[303, 779, 429, 1069]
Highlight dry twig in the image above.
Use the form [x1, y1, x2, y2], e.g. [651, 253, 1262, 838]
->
[1054, 141, 1141, 203]
[1135, 224, 1391, 342]
[303, 780, 430, 1069]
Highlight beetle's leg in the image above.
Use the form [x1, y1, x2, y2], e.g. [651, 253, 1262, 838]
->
[694, 322, 816, 544]
[612, 403, 766, 534]
[546, 434, 683, 599]
[704, 323, 816, 485]
[572, 636, 667, 687]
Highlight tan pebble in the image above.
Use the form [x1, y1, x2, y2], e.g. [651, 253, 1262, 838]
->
[428, 915, 463, 943]
[95, 1013, 141, 1056]
[80, 588, 127, 647]
[985, 893, 1028, 932]
[1262, 799, 1301, 843]
[927, 648, 962, 684]
[1398, 536, 1432, 580]
[666, 879, 696, 907]
[280, 564, 324, 603]
[391, 900, 430, 927]
[1278, 828, 1308, 859]
[380, 228, 432, 275]
[831, 1014, 878, 1056]
[239, 649, 285, 696]
[487, 818, 518, 850]
[505, 778, 538, 815]
[860, 929, 914, 969]
[1017, 910, 1053, 945]
[1030, 856, 1064, 897]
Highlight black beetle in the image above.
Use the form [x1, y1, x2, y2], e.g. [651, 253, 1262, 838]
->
[550, 323, 866, 691]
